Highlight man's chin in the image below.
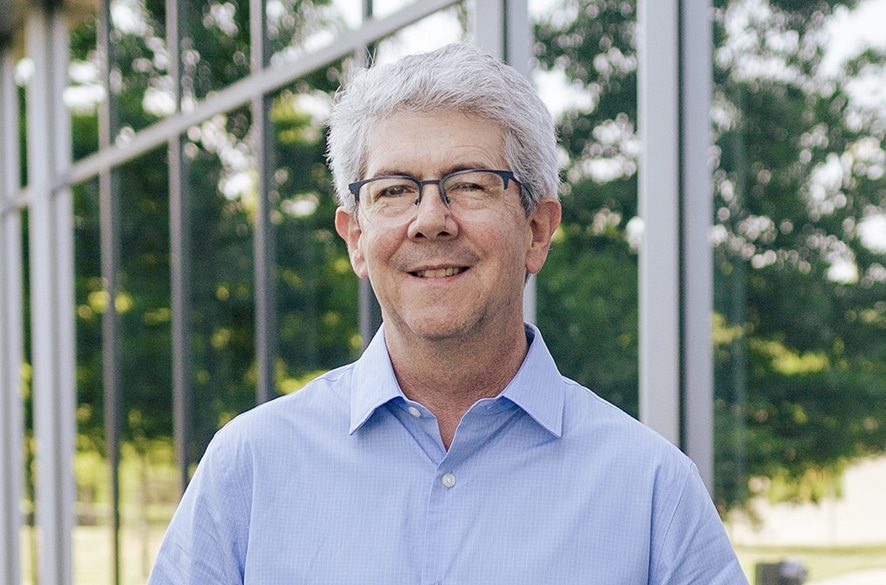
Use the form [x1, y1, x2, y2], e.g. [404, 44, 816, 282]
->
[395, 314, 479, 343]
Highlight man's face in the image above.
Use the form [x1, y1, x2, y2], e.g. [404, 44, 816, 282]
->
[335, 110, 560, 345]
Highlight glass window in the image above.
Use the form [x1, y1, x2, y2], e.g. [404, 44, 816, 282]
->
[534, 0, 640, 416]
[372, 3, 467, 62]
[712, 0, 886, 580]
[70, 20, 101, 161]
[116, 148, 174, 584]
[106, 0, 171, 133]
[182, 0, 251, 99]
[183, 107, 257, 447]
[269, 79, 360, 389]
[72, 177, 109, 585]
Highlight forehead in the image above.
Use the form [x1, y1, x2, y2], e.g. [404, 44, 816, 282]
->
[365, 110, 507, 177]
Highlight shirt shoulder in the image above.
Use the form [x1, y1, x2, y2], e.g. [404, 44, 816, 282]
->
[215, 362, 355, 446]
[560, 376, 691, 467]
[556, 379, 746, 584]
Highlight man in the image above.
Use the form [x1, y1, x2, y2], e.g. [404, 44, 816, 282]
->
[148, 43, 748, 584]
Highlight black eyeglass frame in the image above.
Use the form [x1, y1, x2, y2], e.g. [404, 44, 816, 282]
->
[348, 169, 519, 207]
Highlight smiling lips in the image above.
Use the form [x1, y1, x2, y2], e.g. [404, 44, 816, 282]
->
[412, 266, 467, 278]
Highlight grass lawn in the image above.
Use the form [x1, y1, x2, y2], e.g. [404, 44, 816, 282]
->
[736, 544, 886, 583]
[21, 524, 167, 585]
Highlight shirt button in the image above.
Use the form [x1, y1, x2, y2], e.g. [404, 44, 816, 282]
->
[408, 406, 421, 418]
[441, 473, 456, 489]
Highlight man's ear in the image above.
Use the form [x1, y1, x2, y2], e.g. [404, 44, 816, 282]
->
[525, 197, 562, 276]
[335, 207, 368, 278]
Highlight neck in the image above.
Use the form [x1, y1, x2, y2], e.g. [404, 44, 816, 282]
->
[384, 321, 528, 449]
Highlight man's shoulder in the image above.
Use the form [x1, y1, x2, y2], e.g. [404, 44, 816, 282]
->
[559, 377, 691, 467]
[213, 362, 355, 446]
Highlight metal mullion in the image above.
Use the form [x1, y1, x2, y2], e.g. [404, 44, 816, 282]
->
[97, 0, 124, 581]
[0, 188, 28, 216]
[66, 0, 461, 187]
[167, 0, 193, 493]
[638, 0, 716, 493]
[251, 0, 276, 404]
[169, 134, 192, 490]
[471, 0, 531, 67]
[99, 165, 123, 585]
[638, 0, 681, 446]
[26, 6, 75, 585]
[356, 0, 382, 347]
[51, 5, 78, 583]
[0, 44, 25, 585]
[472, 0, 504, 58]
[679, 0, 714, 491]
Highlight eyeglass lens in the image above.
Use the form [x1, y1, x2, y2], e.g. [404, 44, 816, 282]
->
[356, 170, 512, 224]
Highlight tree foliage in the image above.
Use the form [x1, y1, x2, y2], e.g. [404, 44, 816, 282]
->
[535, 0, 886, 515]
[67, 0, 357, 464]
[52, 0, 886, 518]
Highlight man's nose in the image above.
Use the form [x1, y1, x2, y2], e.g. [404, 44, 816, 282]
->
[407, 183, 457, 240]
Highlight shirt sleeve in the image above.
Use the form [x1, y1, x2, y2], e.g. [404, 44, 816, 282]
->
[147, 426, 252, 585]
[650, 462, 749, 585]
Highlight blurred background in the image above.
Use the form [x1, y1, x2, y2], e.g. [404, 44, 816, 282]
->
[1, 0, 884, 583]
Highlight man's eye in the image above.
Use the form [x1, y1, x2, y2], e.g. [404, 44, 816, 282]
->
[378, 184, 411, 197]
[370, 180, 418, 200]
[447, 181, 484, 193]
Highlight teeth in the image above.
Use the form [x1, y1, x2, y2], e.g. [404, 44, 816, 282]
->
[415, 267, 463, 278]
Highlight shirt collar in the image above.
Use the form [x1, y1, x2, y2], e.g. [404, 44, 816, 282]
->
[349, 324, 405, 434]
[349, 323, 564, 438]
[498, 323, 564, 438]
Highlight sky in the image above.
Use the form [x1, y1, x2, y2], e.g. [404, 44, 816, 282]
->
[822, 0, 886, 74]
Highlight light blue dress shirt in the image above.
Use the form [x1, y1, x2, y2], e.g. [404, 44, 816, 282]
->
[148, 324, 748, 584]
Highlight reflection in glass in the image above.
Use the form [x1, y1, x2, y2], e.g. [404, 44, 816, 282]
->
[17, 210, 36, 584]
[711, 1, 886, 579]
[104, 0, 172, 132]
[184, 105, 257, 450]
[534, 1, 640, 417]
[115, 149, 173, 585]
[270, 76, 359, 395]
[70, 20, 101, 161]
[267, 0, 351, 66]
[182, 0, 250, 99]
[371, 4, 467, 65]
[72, 178, 111, 585]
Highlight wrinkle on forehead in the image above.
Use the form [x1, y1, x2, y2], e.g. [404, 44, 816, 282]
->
[364, 110, 507, 180]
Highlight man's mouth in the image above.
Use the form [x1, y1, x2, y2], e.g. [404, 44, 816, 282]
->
[412, 267, 467, 278]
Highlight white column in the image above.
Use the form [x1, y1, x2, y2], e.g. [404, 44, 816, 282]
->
[638, 0, 714, 491]
[680, 0, 714, 492]
[471, 0, 506, 59]
[638, 0, 681, 446]
[26, 7, 76, 585]
[1, 44, 25, 585]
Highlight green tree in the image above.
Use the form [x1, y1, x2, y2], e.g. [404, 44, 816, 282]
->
[534, 0, 886, 516]
[66, 0, 357, 473]
[534, 0, 641, 416]
[58, 0, 886, 521]
[711, 0, 886, 512]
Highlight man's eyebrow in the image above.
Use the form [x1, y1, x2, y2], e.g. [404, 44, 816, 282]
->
[367, 164, 493, 178]
[368, 168, 417, 178]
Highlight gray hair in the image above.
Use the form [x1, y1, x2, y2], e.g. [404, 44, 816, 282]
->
[326, 43, 560, 213]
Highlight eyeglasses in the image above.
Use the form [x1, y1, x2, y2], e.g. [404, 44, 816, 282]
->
[348, 169, 519, 226]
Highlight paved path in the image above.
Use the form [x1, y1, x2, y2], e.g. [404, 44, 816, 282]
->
[809, 567, 886, 584]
